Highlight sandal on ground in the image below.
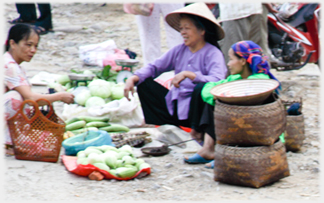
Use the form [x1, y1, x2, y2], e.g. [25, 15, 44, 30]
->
[9, 18, 35, 24]
[184, 153, 213, 164]
[34, 26, 48, 35]
[205, 160, 214, 169]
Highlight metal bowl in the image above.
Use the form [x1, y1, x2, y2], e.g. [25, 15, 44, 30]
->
[210, 79, 279, 105]
[68, 73, 95, 81]
[115, 59, 139, 66]
[141, 146, 171, 156]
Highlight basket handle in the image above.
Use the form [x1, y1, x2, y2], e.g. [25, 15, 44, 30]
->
[35, 98, 54, 118]
[17, 99, 42, 124]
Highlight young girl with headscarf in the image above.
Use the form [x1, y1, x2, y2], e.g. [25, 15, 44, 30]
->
[184, 40, 282, 167]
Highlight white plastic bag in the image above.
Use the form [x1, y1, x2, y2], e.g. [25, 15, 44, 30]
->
[87, 93, 144, 127]
[61, 103, 91, 121]
[79, 39, 117, 67]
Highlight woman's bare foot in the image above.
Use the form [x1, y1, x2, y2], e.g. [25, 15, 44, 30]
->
[184, 133, 215, 160]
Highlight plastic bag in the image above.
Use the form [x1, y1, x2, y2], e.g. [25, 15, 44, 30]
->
[62, 130, 114, 156]
[61, 94, 144, 127]
[61, 103, 91, 121]
[79, 39, 117, 67]
[123, 3, 154, 16]
[87, 93, 144, 127]
[102, 49, 130, 71]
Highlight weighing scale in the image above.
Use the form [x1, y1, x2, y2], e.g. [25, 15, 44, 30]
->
[68, 73, 95, 87]
[115, 59, 139, 83]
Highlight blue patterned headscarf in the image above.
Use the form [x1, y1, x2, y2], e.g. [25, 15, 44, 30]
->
[231, 40, 281, 91]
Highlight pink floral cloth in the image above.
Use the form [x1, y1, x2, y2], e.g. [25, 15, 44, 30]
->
[4, 52, 30, 145]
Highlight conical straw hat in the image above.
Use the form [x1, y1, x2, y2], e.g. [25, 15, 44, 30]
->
[165, 2, 224, 40]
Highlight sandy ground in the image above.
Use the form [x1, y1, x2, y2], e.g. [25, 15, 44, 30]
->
[2, 3, 322, 202]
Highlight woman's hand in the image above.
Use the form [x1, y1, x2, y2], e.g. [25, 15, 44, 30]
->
[124, 75, 140, 101]
[58, 92, 75, 104]
[171, 71, 196, 88]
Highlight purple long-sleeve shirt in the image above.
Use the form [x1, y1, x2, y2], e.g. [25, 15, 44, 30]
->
[134, 42, 227, 120]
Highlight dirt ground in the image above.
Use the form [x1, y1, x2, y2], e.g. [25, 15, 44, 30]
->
[2, 3, 322, 201]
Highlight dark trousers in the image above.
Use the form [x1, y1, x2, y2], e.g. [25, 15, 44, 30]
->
[199, 103, 216, 141]
[16, 3, 53, 30]
[136, 78, 206, 131]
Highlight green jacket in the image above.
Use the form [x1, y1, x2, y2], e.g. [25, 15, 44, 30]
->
[201, 73, 270, 106]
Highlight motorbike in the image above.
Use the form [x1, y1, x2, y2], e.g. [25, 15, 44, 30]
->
[209, 3, 320, 71]
[268, 3, 320, 71]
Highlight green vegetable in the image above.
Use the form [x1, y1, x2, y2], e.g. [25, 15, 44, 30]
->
[87, 153, 104, 164]
[77, 157, 89, 165]
[99, 124, 129, 133]
[65, 82, 71, 90]
[119, 145, 133, 154]
[138, 163, 151, 170]
[116, 151, 131, 160]
[56, 74, 71, 85]
[93, 162, 110, 171]
[77, 150, 87, 159]
[65, 117, 81, 125]
[116, 160, 124, 168]
[75, 90, 91, 106]
[115, 167, 138, 178]
[77, 115, 110, 123]
[85, 121, 110, 128]
[103, 150, 118, 158]
[135, 159, 145, 169]
[97, 145, 119, 153]
[88, 79, 112, 99]
[104, 153, 118, 169]
[85, 96, 106, 108]
[65, 120, 86, 131]
[109, 169, 117, 177]
[122, 155, 135, 165]
[84, 147, 103, 156]
[111, 83, 125, 100]
[70, 127, 98, 135]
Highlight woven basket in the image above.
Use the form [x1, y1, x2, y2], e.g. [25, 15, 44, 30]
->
[214, 140, 290, 188]
[285, 114, 305, 152]
[7, 99, 65, 162]
[210, 79, 279, 105]
[214, 96, 286, 146]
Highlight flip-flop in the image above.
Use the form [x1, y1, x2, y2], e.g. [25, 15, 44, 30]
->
[205, 160, 215, 169]
[184, 153, 213, 164]
[34, 26, 48, 35]
[8, 18, 35, 24]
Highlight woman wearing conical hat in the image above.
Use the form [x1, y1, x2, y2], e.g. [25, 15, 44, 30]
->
[123, 2, 227, 159]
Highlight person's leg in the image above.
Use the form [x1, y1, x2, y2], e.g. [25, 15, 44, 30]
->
[135, 5, 162, 66]
[12, 3, 37, 23]
[184, 103, 216, 163]
[35, 3, 53, 31]
[219, 18, 250, 64]
[249, 12, 271, 63]
[4, 90, 24, 155]
[161, 3, 184, 50]
[137, 77, 177, 125]
[187, 83, 206, 143]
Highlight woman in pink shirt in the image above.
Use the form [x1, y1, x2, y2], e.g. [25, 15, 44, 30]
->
[4, 24, 74, 154]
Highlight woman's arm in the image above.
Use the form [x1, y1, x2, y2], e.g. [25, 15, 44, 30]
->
[171, 71, 196, 88]
[14, 85, 74, 104]
[134, 44, 181, 85]
[192, 48, 228, 83]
